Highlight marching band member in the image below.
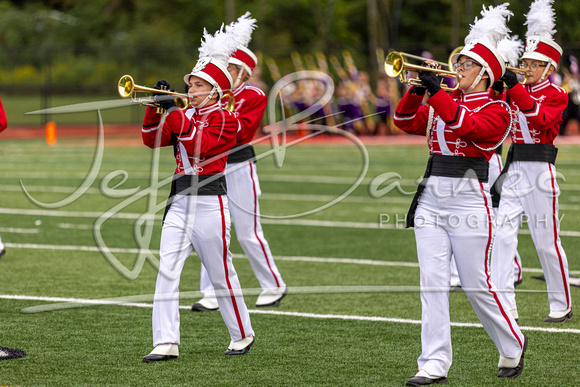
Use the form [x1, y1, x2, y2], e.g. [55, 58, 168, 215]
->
[393, 5, 526, 385]
[490, 0, 572, 323]
[192, 13, 287, 312]
[490, 35, 525, 289]
[0, 94, 7, 259]
[450, 34, 526, 292]
[141, 26, 255, 362]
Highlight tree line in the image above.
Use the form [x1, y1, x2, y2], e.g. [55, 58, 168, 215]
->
[1, 0, 579, 91]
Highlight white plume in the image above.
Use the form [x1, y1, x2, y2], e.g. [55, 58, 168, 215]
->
[198, 25, 239, 67]
[525, 0, 557, 38]
[497, 35, 524, 66]
[226, 11, 257, 48]
[464, 3, 513, 46]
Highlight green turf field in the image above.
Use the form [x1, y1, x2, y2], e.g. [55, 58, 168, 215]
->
[0, 136, 579, 386]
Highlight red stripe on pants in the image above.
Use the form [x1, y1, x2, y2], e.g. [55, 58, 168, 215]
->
[514, 256, 522, 281]
[480, 182, 523, 348]
[549, 164, 571, 308]
[249, 162, 280, 287]
[219, 196, 245, 338]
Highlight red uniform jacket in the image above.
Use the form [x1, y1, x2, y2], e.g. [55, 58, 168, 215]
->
[142, 103, 240, 175]
[394, 88, 510, 160]
[0, 95, 7, 132]
[222, 83, 267, 145]
[502, 79, 567, 144]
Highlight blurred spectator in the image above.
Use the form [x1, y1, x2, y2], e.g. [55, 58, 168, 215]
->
[558, 54, 580, 135]
[336, 80, 364, 134]
[262, 52, 414, 136]
[373, 76, 392, 135]
[354, 71, 377, 134]
[247, 65, 269, 94]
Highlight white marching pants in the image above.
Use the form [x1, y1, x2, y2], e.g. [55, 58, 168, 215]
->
[491, 161, 572, 315]
[449, 153, 522, 286]
[152, 194, 253, 346]
[200, 161, 285, 296]
[414, 176, 524, 377]
[489, 153, 523, 285]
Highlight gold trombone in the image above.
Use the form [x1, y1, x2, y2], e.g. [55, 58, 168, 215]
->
[384, 51, 460, 91]
[118, 74, 190, 113]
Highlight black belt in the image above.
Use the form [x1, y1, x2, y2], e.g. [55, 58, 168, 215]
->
[173, 174, 227, 195]
[406, 155, 489, 228]
[227, 144, 256, 163]
[162, 174, 227, 222]
[511, 143, 557, 163]
[430, 155, 489, 181]
[490, 143, 557, 207]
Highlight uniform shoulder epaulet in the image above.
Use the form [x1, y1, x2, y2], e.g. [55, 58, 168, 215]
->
[245, 85, 266, 96]
[550, 84, 567, 94]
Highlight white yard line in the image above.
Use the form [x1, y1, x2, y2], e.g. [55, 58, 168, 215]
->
[0, 184, 102, 194]
[0, 207, 152, 219]
[1, 294, 578, 334]
[4, 242, 580, 275]
[3, 175, 580, 190]
[0, 227, 39, 234]
[2, 207, 580, 237]
[0, 184, 412, 203]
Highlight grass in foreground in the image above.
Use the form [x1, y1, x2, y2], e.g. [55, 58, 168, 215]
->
[0, 139, 579, 386]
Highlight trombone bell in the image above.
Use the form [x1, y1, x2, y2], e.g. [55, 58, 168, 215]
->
[384, 51, 459, 91]
[117, 74, 190, 112]
[385, 52, 405, 78]
[118, 75, 135, 98]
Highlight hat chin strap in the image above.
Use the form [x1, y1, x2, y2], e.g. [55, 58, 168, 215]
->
[540, 63, 552, 82]
[196, 86, 219, 109]
[464, 67, 486, 93]
[233, 66, 252, 89]
[233, 71, 244, 89]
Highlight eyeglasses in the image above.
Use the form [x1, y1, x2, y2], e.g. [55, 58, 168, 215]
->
[452, 60, 479, 71]
[519, 63, 547, 71]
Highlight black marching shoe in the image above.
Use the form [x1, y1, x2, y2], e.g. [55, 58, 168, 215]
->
[142, 344, 178, 363]
[498, 334, 527, 378]
[224, 335, 255, 355]
[255, 286, 288, 308]
[406, 370, 448, 386]
[142, 353, 178, 362]
[191, 296, 219, 312]
[406, 376, 448, 386]
[543, 309, 573, 323]
[0, 248, 5, 260]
